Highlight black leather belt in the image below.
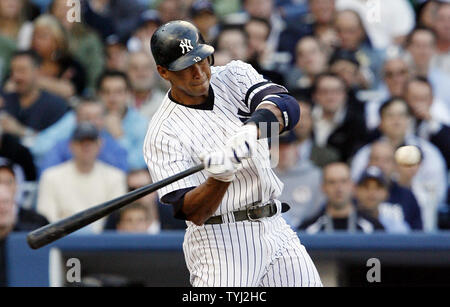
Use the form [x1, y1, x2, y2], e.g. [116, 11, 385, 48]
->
[204, 201, 290, 225]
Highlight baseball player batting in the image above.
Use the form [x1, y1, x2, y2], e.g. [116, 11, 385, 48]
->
[145, 20, 322, 287]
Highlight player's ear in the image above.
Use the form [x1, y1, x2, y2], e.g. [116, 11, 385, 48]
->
[157, 65, 170, 81]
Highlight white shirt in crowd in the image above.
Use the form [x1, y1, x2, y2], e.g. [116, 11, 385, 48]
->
[37, 161, 127, 233]
[336, 0, 415, 50]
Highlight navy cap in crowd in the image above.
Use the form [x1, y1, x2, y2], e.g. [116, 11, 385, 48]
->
[329, 48, 360, 67]
[190, 0, 215, 17]
[71, 122, 100, 141]
[357, 166, 388, 187]
[137, 9, 161, 29]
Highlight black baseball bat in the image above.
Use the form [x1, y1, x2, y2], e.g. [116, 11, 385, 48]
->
[27, 164, 204, 250]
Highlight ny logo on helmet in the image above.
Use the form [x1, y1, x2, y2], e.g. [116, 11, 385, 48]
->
[180, 39, 194, 54]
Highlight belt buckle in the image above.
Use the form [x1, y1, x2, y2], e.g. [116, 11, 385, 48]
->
[246, 205, 261, 221]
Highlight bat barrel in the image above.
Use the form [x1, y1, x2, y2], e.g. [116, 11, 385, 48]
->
[27, 164, 204, 249]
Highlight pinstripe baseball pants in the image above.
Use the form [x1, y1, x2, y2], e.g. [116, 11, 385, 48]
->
[183, 214, 322, 287]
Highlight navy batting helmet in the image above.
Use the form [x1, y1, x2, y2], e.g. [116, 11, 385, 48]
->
[150, 20, 215, 71]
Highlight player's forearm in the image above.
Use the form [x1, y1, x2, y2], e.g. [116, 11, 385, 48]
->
[182, 178, 231, 226]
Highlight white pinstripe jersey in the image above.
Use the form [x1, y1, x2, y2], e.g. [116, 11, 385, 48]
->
[143, 60, 284, 218]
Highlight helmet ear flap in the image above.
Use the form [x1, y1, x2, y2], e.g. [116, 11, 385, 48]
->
[199, 32, 214, 66]
[208, 54, 215, 66]
[198, 32, 207, 44]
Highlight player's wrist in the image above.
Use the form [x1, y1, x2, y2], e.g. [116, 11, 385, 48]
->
[244, 108, 280, 139]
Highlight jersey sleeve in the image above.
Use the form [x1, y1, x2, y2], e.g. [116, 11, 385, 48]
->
[144, 125, 199, 200]
[225, 60, 289, 113]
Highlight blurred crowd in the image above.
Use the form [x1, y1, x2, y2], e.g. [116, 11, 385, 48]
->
[0, 0, 449, 258]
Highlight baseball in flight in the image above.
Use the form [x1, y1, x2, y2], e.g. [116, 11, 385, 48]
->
[395, 145, 422, 166]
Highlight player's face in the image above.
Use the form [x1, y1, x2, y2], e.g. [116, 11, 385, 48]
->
[159, 58, 211, 102]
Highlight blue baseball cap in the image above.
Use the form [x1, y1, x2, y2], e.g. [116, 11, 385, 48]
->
[71, 122, 100, 141]
[357, 166, 388, 187]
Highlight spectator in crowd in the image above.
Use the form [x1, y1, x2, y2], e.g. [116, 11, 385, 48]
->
[0, 156, 30, 207]
[286, 36, 328, 95]
[0, 185, 48, 287]
[358, 141, 423, 231]
[105, 169, 164, 232]
[116, 202, 160, 234]
[351, 98, 446, 231]
[0, 166, 48, 287]
[278, 0, 337, 61]
[0, 161, 47, 228]
[404, 77, 450, 168]
[215, 25, 284, 85]
[311, 72, 368, 162]
[0, 0, 31, 43]
[333, 9, 385, 88]
[127, 10, 162, 53]
[126, 51, 165, 120]
[244, 17, 272, 67]
[213, 49, 233, 66]
[431, 2, 450, 75]
[328, 49, 368, 104]
[299, 162, 384, 233]
[96, 70, 149, 170]
[305, 0, 338, 51]
[104, 35, 129, 73]
[26, 14, 87, 98]
[416, 0, 439, 29]
[39, 98, 128, 173]
[228, 0, 285, 53]
[292, 98, 340, 167]
[189, 0, 219, 44]
[0, 0, 33, 82]
[355, 166, 411, 233]
[82, 0, 146, 41]
[37, 122, 126, 233]
[81, 0, 115, 40]
[243, 17, 285, 85]
[0, 50, 69, 142]
[405, 26, 450, 103]
[273, 131, 325, 229]
[49, 0, 105, 96]
[215, 25, 248, 62]
[365, 56, 411, 130]
[336, 0, 416, 49]
[0, 124, 36, 181]
[157, 0, 189, 24]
